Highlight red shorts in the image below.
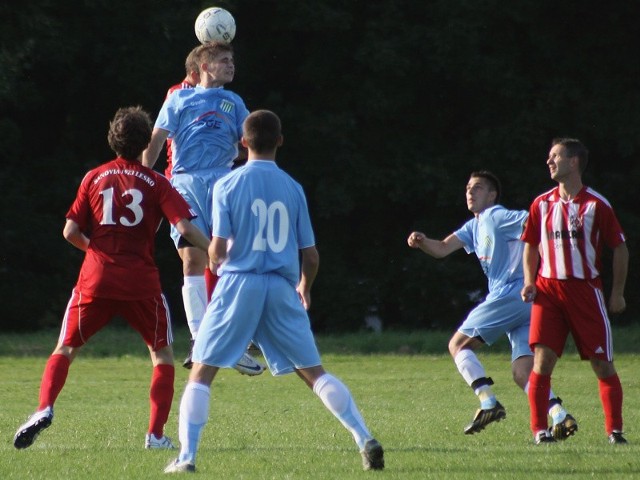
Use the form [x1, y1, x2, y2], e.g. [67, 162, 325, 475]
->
[530, 276, 613, 361]
[59, 289, 173, 351]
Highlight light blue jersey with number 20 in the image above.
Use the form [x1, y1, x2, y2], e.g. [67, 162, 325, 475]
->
[212, 160, 315, 285]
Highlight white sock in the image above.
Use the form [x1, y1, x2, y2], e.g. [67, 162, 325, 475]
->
[454, 349, 486, 387]
[182, 275, 206, 338]
[523, 382, 566, 421]
[178, 382, 210, 464]
[313, 373, 372, 450]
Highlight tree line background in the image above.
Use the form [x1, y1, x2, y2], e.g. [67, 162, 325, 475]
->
[1, 0, 638, 334]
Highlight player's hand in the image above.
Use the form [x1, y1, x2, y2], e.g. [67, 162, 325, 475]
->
[407, 231, 426, 248]
[608, 294, 626, 314]
[297, 286, 311, 310]
[521, 285, 536, 303]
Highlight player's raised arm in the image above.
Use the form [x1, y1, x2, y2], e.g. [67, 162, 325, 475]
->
[407, 231, 464, 258]
[142, 128, 170, 169]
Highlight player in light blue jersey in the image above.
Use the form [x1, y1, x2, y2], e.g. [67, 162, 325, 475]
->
[164, 110, 384, 474]
[408, 171, 577, 440]
[143, 42, 263, 375]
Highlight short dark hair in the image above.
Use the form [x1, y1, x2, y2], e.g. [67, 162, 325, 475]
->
[195, 41, 233, 71]
[107, 106, 152, 161]
[470, 170, 502, 203]
[242, 110, 281, 154]
[185, 45, 200, 75]
[551, 137, 589, 173]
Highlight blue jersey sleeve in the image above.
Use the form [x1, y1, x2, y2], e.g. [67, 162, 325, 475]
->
[495, 209, 528, 240]
[454, 218, 476, 254]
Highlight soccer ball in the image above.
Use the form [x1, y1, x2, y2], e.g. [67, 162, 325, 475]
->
[194, 7, 236, 44]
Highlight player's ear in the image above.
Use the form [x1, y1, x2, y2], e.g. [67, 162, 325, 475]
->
[277, 135, 283, 147]
[241, 136, 248, 148]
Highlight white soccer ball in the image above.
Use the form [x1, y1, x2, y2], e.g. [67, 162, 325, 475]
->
[194, 7, 236, 44]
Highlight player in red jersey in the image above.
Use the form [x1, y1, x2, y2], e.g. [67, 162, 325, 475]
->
[13, 106, 211, 451]
[521, 138, 629, 445]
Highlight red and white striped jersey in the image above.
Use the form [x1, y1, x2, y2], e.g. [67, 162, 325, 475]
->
[522, 186, 625, 280]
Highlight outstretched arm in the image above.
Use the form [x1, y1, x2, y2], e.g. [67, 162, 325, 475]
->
[407, 231, 464, 258]
[608, 242, 628, 314]
[173, 219, 211, 253]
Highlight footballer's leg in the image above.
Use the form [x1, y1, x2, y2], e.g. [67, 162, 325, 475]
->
[165, 364, 219, 473]
[449, 333, 506, 434]
[299, 367, 384, 471]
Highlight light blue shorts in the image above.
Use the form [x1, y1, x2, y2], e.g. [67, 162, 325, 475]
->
[458, 285, 532, 361]
[192, 272, 322, 375]
[169, 169, 229, 248]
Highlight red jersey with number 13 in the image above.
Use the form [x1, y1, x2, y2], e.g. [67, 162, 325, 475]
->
[66, 157, 196, 300]
[521, 186, 625, 281]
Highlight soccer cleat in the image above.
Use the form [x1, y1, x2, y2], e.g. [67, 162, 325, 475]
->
[360, 438, 384, 471]
[608, 431, 628, 444]
[233, 351, 266, 376]
[551, 413, 578, 441]
[164, 458, 196, 473]
[183, 339, 195, 370]
[145, 433, 176, 449]
[535, 429, 556, 444]
[463, 401, 506, 434]
[14, 407, 54, 449]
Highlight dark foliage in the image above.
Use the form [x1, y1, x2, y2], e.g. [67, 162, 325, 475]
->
[1, 0, 637, 333]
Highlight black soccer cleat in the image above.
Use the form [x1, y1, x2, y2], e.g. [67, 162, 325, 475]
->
[182, 339, 195, 370]
[551, 413, 578, 441]
[535, 430, 557, 444]
[609, 431, 628, 444]
[360, 439, 384, 471]
[463, 401, 506, 435]
[14, 407, 54, 449]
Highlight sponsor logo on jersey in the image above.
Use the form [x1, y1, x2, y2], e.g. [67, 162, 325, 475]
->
[547, 229, 584, 240]
[220, 99, 234, 113]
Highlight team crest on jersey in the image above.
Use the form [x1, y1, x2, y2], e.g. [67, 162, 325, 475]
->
[569, 213, 583, 230]
[219, 100, 234, 113]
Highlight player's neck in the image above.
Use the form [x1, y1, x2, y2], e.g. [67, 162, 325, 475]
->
[558, 178, 583, 200]
[200, 78, 225, 88]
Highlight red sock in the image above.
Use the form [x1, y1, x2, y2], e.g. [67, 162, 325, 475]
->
[528, 371, 551, 434]
[204, 267, 219, 302]
[149, 364, 175, 437]
[38, 354, 71, 410]
[599, 374, 623, 434]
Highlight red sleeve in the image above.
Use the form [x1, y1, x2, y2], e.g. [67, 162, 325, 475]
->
[598, 202, 626, 249]
[521, 198, 541, 245]
[65, 172, 92, 232]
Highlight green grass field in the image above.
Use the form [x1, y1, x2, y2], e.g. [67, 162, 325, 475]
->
[1, 327, 639, 479]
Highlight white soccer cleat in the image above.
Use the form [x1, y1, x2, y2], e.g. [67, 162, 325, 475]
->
[14, 406, 54, 449]
[145, 433, 176, 449]
[164, 458, 196, 473]
[234, 351, 266, 376]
